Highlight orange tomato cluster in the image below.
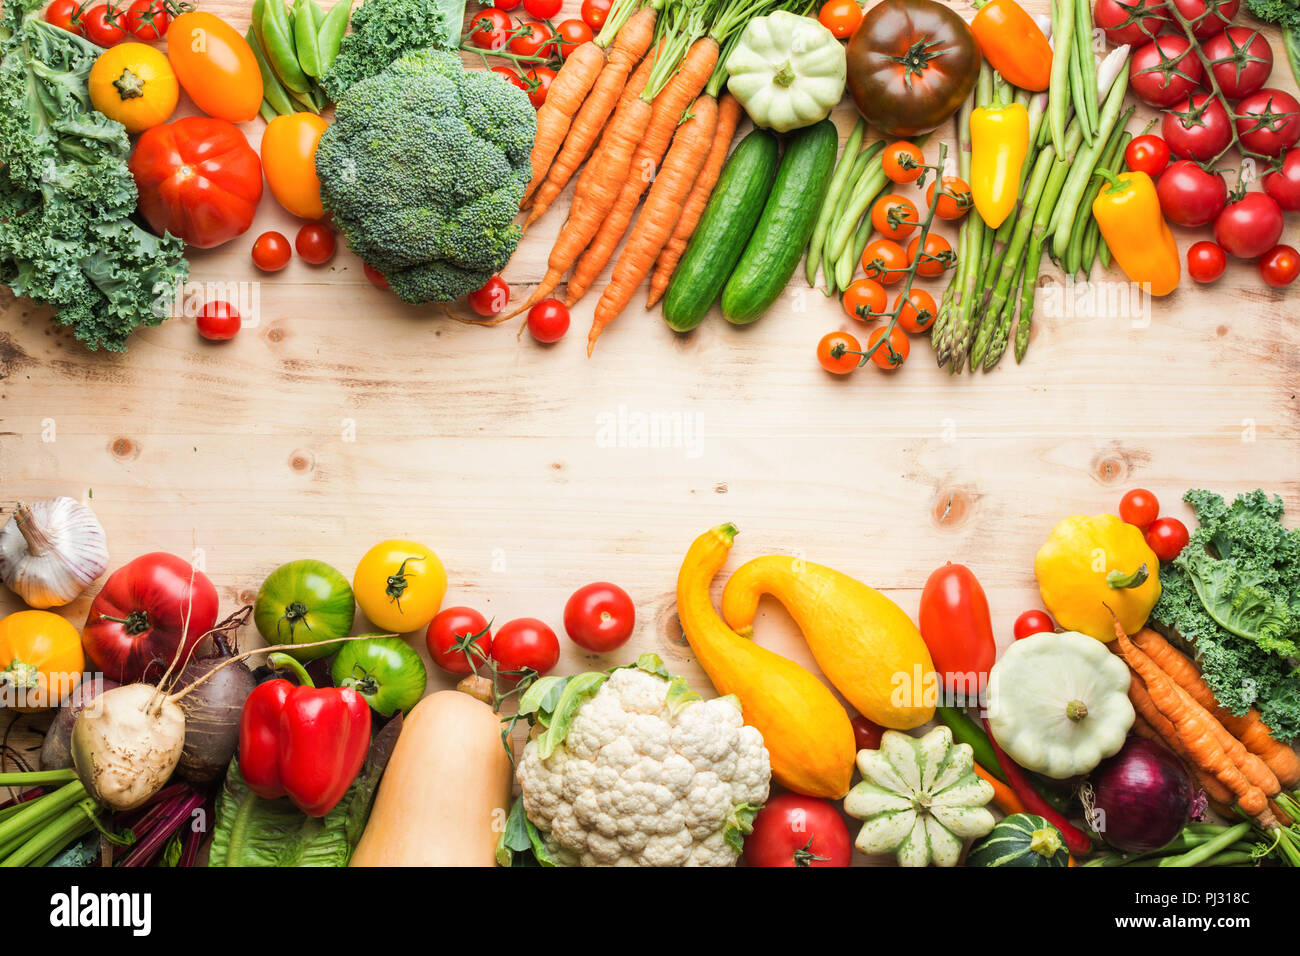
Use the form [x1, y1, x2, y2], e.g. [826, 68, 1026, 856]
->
[817, 141, 970, 376]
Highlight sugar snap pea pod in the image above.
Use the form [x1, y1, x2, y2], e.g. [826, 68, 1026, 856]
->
[262, 0, 311, 93]
[247, 25, 297, 117]
[309, 0, 325, 28]
[287, 85, 321, 113]
[293, 0, 323, 78]
[316, 0, 352, 76]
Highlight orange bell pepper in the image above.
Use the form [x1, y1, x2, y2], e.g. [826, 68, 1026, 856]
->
[1091, 170, 1181, 297]
[970, 0, 1053, 92]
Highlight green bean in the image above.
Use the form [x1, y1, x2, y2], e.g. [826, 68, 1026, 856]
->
[247, 25, 298, 116]
[808, 119, 867, 287]
[825, 148, 887, 265]
[316, 0, 352, 77]
[1157, 822, 1252, 867]
[1068, 46, 1092, 144]
[1050, 74, 1131, 258]
[262, 0, 311, 93]
[293, 0, 322, 79]
[1048, 0, 1073, 155]
[1074, 0, 1099, 134]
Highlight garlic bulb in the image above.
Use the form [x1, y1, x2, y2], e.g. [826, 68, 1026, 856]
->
[0, 498, 109, 609]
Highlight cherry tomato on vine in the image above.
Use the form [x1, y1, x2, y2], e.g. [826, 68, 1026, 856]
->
[197, 301, 241, 341]
[581, 0, 612, 29]
[851, 715, 885, 752]
[1119, 488, 1161, 529]
[81, 3, 127, 45]
[1013, 610, 1055, 640]
[895, 288, 937, 333]
[1235, 88, 1300, 157]
[251, 231, 291, 272]
[527, 298, 570, 342]
[524, 0, 562, 17]
[882, 141, 925, 184]
[1129, 36, 1203, 108]
[509, 20, 555, 58]
[1172, 0, 1237, 38]
[1186, 240, 1227, 283]
[564, 582, 635, 652]
[1203, 26, 1273, 100]
[861, 238, 908, 284]
[1259, 244, 1300, 287]
[816, 331, 861, 375]
[818, 0, 863, 38]
[468, 275, 511, 316]
[492, 618, 560, 676]
[871, 194, 919, 241]
[363, 263, 389, 289]
[493, 65, 529, 91]
[1157, 160, 1227, 227]
[469, 7, 512, 49]
[524, 66, 555, 107]
[126, 0, 170, 40]
[295, 223, 336, 265]
[555, 18, 594, 57]
[1163, 94, 1231, 162]
[44, 0, 82, 33]
[866, 325, 909, 370]
[1145, 517, 1190, 562]
[907, 233, 954, 277]
[1124, 135, 1171, 177]
[927, 176, 972, 220]
[426, 606, 492, 675]
[841, 278, 887, 321]
[1095, 0, 1166, 46]
[1263, 150, 1300, 211]
[1214, 191, 1283, 259]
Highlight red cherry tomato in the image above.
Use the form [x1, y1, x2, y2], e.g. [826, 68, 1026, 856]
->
[1119, 488, 1161, 530]
[850, 715, 885, 752]
[563, 582, 635, 652]
[581, 0, 613, 29]
[295, 223, 336, 265]
[524, 0, 562, 17]
[1186, 240, 1227, 283]
[1202, 26, 1273, 100]
[126, 0, 170, 40]
[251, 231, 291, 273]
[468, 275, 510, 316]
[1259, 244, 1300, 287]
[527, 298, 570, 343]
[509, 20, 555, 58]
[81, 3, 127, 45]
[493, 0, 522, 9]
[1214, 191, 1283, 260]
[1124, 135, 1170, 177]
[555, 18, 594, 57]
[363, 263, 389, 288]
[1157, 160, 1227, 227]
[44, 0, 82, 32]
[491, 618, 560, 676]
[742, 793, 852, 868]
[1013, 610, 1055, 640]
[918, 562, 997, 695]
[818, 0, 863, 39]
[524, 65, 555, 108]
[426, 606, 493, 675]
[197, 301, 241, 341]
[493, 65, 529, 92]
[1146, 517, 1190, 562]
[469, 7, 512, 49]
[1263, 150, 1300, 212]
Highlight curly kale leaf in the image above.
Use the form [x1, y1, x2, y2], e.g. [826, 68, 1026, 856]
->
[320, 0, 466, 101]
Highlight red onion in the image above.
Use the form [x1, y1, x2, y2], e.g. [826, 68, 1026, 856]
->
[1088, 737, 1201, 853]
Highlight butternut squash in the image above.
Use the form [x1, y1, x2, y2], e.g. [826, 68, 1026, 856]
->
[676, 524, 854, 798]
[721, 555, 936, 731]
[350, 689, 511, 867]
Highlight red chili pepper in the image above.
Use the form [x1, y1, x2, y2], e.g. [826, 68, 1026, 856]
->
[239, 670, 372, 818]
[983, 717, 1093, 856]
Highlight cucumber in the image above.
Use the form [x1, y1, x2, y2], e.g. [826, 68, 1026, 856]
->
[661, 129, 780, 333]
[721, 120, 839, 325]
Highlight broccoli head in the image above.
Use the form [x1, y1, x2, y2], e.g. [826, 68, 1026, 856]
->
[315, 48, 535, 304]
[319, 0, 464, 102]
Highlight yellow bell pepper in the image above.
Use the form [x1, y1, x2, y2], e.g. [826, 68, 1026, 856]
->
[970, 102, 1029, 229]
[1034, 514, 1162, 643]
[1091, 170, 1180, 296]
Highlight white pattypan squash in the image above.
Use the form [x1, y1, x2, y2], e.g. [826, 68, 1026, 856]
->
[843, 726, 995, 867]
[986, 630, 1135, 780]
[724, 11, 847, 133]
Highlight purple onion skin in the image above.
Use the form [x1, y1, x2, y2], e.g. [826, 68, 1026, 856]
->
[1091, 737, 1195, 853]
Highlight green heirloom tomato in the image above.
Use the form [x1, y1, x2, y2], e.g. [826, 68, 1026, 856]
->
[254, 559, 356, 661]
[330, 635, 428, 717]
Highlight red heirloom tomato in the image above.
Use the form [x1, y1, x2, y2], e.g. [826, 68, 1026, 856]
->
[129, 117, 263, 249]
[1162, 94, 1232, 161]
[564, 582, 635, 652]
[1263, 150, 1300, 211]
[1234, 88, 1300, 157]
[919, 562, 997, 694]
[845, 0, 980, 137]
[1156, 160, 1227, 226]
[82, 553, 220, 684]
[1129, 36, 1203, 108]
[1214, 191, 1283, 259]
[743, 793, 852, 867]
[1202, 27, 1273, 100]
[1094, 0, 1166, 46]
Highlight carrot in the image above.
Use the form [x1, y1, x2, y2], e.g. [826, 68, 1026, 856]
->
[524, 5, 659, 228]
[1114, 627, 1272, 821]
[1133, 628, 1300, 787]
[585, 94, 718, 353]
[646, 91, 742, 308]
[973, 762, 1026, 816]
[565, 34, 721, 308]
[1129, 679, 1235, 806]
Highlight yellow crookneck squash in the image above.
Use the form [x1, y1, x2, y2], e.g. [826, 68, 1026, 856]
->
[676, 525, 855, 799]
[1034, 513, 1162, 642]
[720, 555, 936, 730]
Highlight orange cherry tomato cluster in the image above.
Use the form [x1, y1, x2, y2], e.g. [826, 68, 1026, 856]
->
[818, 141, 961, 376]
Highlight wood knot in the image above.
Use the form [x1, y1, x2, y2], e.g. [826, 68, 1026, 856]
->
[109, 436, 139, 460]
[931, 486, 973, 529]
[289, 449, 314, 473]
[714, 482, 728, 494]
[264, 324, 286, 344]
[1091, 451, 1129, 485]
[237, 588, 257, 605]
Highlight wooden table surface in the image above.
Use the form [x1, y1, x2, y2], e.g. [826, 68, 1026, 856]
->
[3, 0, 1298, 811]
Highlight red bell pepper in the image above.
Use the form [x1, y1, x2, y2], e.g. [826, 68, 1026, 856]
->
[239, 661, 371, 818]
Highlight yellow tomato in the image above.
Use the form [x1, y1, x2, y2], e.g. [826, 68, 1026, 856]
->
[0, 610, 84, 713]
[166, 11, 263, 123]
[88, 43, 179, 134]
[261, 113, 329, 220]
[353, 540, 447, 634]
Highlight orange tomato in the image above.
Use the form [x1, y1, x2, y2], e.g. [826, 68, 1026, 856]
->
[841, 278, 887, 321]
[927, 176, 973, 220]
[166, 11, 262, 123]
[866, 325, 910, 370]
[861, 238, 908, 284]
[871, 194, 919, 241]
[0, 610, 84, 713]
[261, 113, 329, 220]
[817, 331, 861, 375]
[883, 141, 925, 183]
[894, 289, 938, 333]
[908, 233, 955, 277]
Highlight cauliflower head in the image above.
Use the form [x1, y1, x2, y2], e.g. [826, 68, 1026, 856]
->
[516, 664, 771, 867]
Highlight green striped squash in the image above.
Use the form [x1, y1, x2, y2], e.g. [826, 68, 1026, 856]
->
[966, 814, 1069, 868]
